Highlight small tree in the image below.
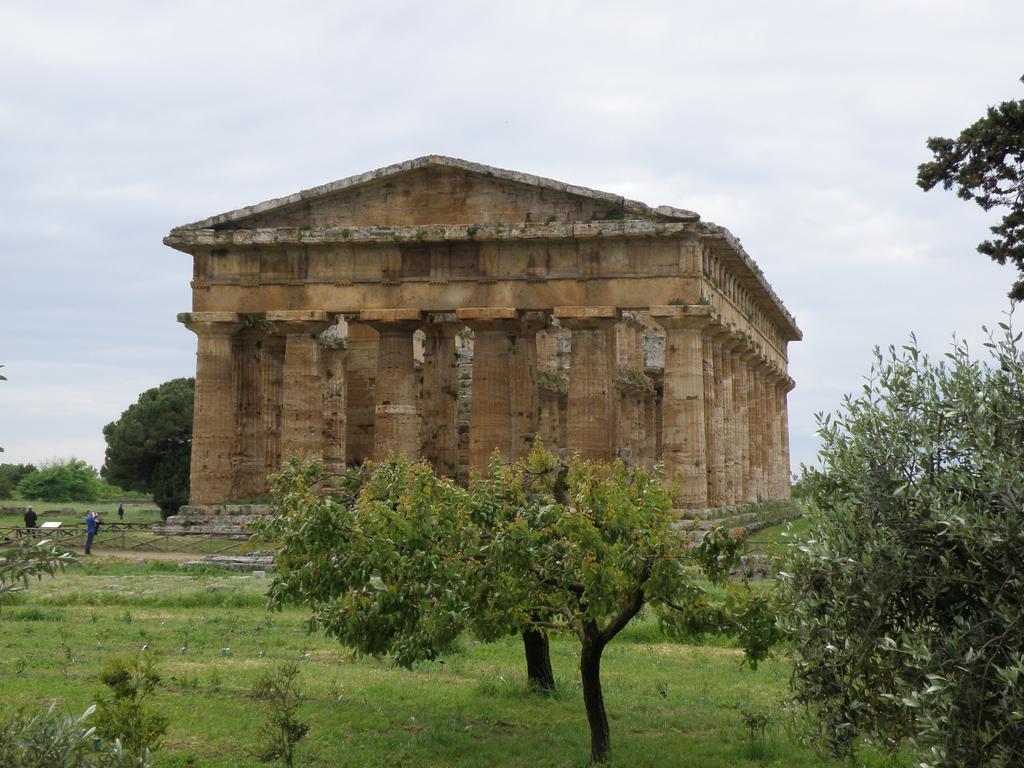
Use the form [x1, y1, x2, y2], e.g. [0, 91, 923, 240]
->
[94, 655, 168, 758]
[0, 540, 72, 611]
[782, 323, 1024, 767]
[17, 458, 102, 502]
[476, 448, 771, 763]
[265, 448, 774, 764]
[261, 458, 555, 691]
[102, 378, 194, 517]
[253, 662, 309, 768]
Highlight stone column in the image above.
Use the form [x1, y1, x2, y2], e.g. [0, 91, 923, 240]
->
[320, 321, 348, 477]
[650, 305, 712, 508]
[616, 315, 648, 466]
[511, 312, 546, 461]
[737, 346, 758, 503]
[179, 312, 244, 505]
[268, 311, 333, 463]
[458, 308, 518, 475]
[780, 375, 795, 500]
[344, 323, 379, 465]
[765, 367, 788, 500]
[703, 331, 728, 508]
[752, 360, 769, 501]
[422, 314, 460, 477]
[719, 334, 740, 506]
[555, 306, 618, 462]
[359, 309, 422, 461]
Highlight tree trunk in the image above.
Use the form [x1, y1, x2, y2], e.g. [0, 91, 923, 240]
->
[522, 628, 555, 691]
[580, 635, 610, 763]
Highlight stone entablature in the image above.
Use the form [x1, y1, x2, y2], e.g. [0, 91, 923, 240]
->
[168, 156, 800, 509]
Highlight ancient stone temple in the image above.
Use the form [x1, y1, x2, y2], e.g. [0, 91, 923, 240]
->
[165, 156, 800, 510]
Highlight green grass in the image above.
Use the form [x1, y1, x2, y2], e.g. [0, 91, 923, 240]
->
[0, 498, 163, 528]
[0, 557, 908, 767]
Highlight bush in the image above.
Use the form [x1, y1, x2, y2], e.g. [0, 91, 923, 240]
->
[94, 654, 168, 758]
[0, 463, 36, 499]
[0, 704, 150, 767]
[16, 458, 103, 502]
[253, 662, 309, 768]
[782, 324, 1024, 767]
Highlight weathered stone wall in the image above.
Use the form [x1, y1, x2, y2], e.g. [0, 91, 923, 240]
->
[170, 157, 800, 509]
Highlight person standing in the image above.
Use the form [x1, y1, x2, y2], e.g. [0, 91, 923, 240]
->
[23, 506, 37, 529]
[84, 509, 98, 554]
[117, 503, 124, 521]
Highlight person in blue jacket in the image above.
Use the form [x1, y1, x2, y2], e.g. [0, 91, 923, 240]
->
[84, 509, 99, 554]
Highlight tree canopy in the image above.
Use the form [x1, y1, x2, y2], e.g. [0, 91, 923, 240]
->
[262, 446, 775, 764]
[16, 458, 103, 502]
[918, 76, 1024, 299]
[782, 323, 1024, 767]
[0, 463, 36, 499]
[102, 378, 194, 516]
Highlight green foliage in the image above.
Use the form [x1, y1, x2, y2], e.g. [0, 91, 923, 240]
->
[0, 539, 73, 609]
[102, 378, 194, 516]
[151, 444, 190, 519]
[0, 462, 36, 498]
[0, 704, 150, 767]
[94, 654, 168, 758]
[253, 662, 310, 768]
[259, 458, 468, 668]
[17, 458, 103, 502]
[263, 445, 778, 764]
[781, 323, 1024, 767]
[918, 76, 1024, 299]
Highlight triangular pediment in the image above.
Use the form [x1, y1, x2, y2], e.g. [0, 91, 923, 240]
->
[171, 156, 698, 232]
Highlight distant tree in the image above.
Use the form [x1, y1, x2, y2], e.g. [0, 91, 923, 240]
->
[918, 76, 1024, 299]
[782, 324, 1024, 767]
[102, 378, 194, 518]
[0, 463, 37, 499]
[17, 458, 102, 502]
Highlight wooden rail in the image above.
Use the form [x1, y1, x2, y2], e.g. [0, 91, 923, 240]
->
[0, 523, 249, 555]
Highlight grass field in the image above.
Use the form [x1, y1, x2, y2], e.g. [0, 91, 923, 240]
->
[0, 498, 163, 528]
[0, 554, 909, 768]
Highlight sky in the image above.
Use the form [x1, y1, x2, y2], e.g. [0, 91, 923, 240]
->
[1, 0, 1021, 475]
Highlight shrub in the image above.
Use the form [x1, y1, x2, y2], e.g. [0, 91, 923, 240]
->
[94, 654, 168, 758]
[0, 704, 150, 767]
[0, 463, 36, 498]
[782, 323, 1024, 767]
[16, 458, 103, 502]
[253, 662, 309, 768]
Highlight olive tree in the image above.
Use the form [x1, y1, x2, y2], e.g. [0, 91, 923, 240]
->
[0, 540, 73, 610]
[782, 322, 1024, 767]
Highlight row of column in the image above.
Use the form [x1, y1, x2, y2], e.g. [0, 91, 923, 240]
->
[652, 305, 793, 508]
[182, 305, 792, 509]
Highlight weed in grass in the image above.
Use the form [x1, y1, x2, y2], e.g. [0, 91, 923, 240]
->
[58, 627, 76, 678]
[206, 668, 223, 692]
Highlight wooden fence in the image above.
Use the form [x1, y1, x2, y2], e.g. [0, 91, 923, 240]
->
[0, 522, 249, 555]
